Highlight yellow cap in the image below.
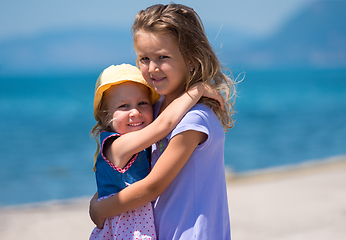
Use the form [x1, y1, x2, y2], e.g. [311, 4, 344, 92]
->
[93, 64, 160, 119]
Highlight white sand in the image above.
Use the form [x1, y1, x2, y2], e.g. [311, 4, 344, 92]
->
[0, 198, 94, 240]
[1, 156, 346, 240]
[228, 156, 346, 240]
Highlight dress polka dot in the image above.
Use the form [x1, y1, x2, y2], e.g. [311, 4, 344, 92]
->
[89, 202, 156, 240]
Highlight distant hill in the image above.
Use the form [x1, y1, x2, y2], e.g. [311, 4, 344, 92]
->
[227, 0, 346, 69]
[0, 28, 136, 76]
[1, 1, 345, 76]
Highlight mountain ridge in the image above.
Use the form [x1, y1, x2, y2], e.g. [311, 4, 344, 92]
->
[1, 1, 345, 76]
[229, 0, 346, 69]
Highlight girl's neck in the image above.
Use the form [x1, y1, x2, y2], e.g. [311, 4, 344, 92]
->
[158, 95, 175, 115]
[158, 97, 168, 115]
[159, 87, 186, 114]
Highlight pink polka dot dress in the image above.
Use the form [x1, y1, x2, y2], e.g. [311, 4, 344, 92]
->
[89, 200, 156, 240]
[90, 132, 156, 239]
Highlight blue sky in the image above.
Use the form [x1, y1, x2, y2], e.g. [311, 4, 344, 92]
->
[0, 0, 314, 41]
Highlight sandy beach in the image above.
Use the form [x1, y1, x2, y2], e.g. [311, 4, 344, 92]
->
[1, 155, 345, 240]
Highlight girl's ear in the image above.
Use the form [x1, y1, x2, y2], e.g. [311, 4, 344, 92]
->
[97, 96, 109, 126]
[98, 107, 108, 128]
[188, 58, 196, 72]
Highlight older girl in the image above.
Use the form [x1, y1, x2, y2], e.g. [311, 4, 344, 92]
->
[90, 4, 236, 240]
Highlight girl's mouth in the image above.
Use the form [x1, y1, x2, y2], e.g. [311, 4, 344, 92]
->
[128, 122, 143, 127]
[151, 77, 166, 82]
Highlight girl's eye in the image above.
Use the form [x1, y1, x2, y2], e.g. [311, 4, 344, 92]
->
[139, 101, 149, 106]
[118, 104, 128, 108]
[159, 55, 169, 59]
[139, 57, 149, 64]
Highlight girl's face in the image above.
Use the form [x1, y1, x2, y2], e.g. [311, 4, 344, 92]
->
[103, 82, 153, 135]
[135, 30, 189, 103]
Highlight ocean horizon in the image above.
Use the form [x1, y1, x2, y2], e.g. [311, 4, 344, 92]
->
[1, 68, 346, 206]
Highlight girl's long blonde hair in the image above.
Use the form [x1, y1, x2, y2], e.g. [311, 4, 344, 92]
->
[132, 3, 237, 131]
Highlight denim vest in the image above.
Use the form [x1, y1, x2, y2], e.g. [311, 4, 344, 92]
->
[95, 131, 150, 198]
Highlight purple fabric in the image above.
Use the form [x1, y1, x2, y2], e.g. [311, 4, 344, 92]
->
[151, 97, 231, 240]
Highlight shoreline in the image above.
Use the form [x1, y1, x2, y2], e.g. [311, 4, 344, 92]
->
[1, 155, 346, 239]
[3, 155, 345, 209]
[225, 154, 346, 183]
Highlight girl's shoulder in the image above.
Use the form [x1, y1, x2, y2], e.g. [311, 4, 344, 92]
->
[190, 102, 212, 111]
[100, 131, 120, 141]
[169, 103, 222, 140]
[187, 103, 216, 121]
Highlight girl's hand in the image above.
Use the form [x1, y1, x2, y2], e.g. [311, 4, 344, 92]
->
[89, 192, 106, 229]
[189, 82, 224, 110]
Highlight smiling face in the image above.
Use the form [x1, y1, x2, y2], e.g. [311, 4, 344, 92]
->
[102, 82, 153, 135]
[135, 30, 189, 104]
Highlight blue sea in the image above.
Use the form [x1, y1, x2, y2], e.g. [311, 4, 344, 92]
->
[1, 69, 346, 206]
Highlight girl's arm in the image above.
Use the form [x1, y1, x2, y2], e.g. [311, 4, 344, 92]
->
[108, 82, 222, 168]
[90, 129, 206, 228]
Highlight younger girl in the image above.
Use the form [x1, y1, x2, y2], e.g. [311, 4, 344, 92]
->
[90, 4, 236, 240]
[89, 63, 222, 239]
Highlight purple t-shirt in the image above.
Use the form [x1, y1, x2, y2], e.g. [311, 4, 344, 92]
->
[151, 97, 231, 240]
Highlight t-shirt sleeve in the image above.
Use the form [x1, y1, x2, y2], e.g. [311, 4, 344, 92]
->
[168, 106, 209, 141]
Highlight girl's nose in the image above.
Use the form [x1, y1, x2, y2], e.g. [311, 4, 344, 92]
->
[149, 61, 159, 74]
[129, 108, 140, 117]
